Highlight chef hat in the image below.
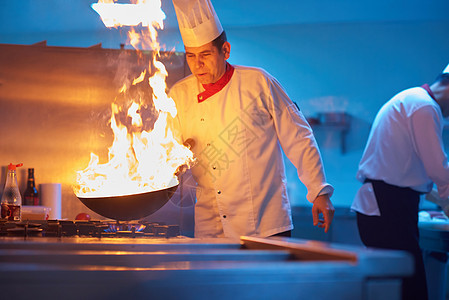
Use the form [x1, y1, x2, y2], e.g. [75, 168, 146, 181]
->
[172, 0, 223, 47]
[443, 63, 449, 74]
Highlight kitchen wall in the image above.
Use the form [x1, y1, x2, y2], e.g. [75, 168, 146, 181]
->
[1, 0, 449, 214]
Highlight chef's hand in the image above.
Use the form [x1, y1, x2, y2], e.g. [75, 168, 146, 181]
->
[426, 189, 449, 218]
[175, 138, 196, 177]
[312, 194, 335, 233]
[183, 138, 195, 150]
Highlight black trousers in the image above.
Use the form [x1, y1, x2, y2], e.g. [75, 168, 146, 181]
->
[356, 179, 428, 300]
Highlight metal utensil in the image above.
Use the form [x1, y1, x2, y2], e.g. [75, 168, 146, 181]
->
[77, 184, 178, 221]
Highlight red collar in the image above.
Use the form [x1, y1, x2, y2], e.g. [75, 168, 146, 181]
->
[197, 63, 234, 103]
[421, 83, 437, 101]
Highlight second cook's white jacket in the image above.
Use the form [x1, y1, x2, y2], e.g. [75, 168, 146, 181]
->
[352, 86, 449, 216]
[169, 65, 333, 239]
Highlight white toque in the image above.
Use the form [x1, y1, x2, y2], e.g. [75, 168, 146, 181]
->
[443, 63, 449, 74]
[172, 0, 223, 47]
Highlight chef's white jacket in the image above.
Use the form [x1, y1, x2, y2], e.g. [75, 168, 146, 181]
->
[169, 65, 333, 239]
[352, 86, 449, 216]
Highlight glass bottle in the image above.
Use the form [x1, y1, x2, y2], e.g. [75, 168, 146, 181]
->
[24, 168, 39, 206]
[1, 163, 23, 221]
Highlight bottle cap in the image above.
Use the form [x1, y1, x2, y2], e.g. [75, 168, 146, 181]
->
[8, 163, 23, 170]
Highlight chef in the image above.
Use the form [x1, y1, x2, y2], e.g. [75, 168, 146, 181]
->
[352, 64, 449, 300]
[169, 0, 334, 239]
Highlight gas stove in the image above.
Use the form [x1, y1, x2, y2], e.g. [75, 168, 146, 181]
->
[0, 219, 180, 239]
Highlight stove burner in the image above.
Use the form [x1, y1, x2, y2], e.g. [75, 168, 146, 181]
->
[105, 222, 146, 233]
[0, 219, 180, 239]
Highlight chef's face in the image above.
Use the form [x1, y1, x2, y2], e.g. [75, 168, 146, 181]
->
[185, 41, 230, 85]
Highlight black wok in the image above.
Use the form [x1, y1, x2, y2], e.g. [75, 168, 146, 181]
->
[77, 184, 178, 221]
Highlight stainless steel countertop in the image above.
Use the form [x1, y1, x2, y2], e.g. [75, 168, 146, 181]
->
[0, 236, 413, 300]
[419, 220, 449, 253]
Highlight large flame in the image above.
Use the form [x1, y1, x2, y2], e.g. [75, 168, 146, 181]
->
[73, 0, 193, 198]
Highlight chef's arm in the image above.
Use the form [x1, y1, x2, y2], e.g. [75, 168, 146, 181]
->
[312, 193, 335, 233]
[264, 76, 335, 231]
[267, 80, 333, 203]
[411, 106, 449, 198]
[426, 188, 449, 217]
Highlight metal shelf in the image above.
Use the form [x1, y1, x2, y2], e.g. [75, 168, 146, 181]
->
[308, 113, 351, 154]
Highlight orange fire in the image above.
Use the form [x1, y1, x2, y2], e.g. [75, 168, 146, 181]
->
[73, 0, 193, 198]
